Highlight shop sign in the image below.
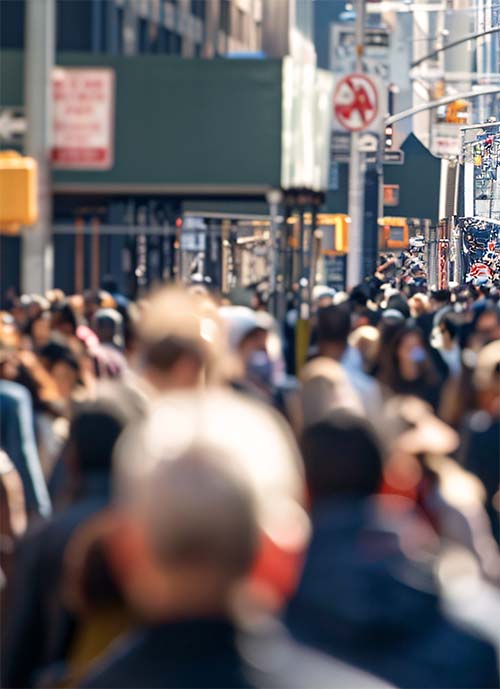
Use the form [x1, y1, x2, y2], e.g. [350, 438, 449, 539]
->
[431, 123, 461, 158]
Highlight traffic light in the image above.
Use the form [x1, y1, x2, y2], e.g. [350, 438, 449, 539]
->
[445, 99, 469, 124]
[0, 151, 38, 234]
[384, 124, 393, 149]
[333, 214, 349, 252]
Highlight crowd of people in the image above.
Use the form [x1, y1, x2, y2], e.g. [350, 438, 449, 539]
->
[0, 262, 499, 688]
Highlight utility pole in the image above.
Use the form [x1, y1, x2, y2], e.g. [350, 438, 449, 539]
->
[346, 0, 366, 289]
[22, 0, 55, 294]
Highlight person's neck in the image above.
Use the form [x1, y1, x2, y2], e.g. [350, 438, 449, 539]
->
[318, 341, 347, 362]
[400, 361, 419, 381]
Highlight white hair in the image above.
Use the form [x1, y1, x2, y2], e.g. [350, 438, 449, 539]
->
[113, 389, 309, 573]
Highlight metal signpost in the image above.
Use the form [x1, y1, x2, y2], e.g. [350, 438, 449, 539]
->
[22, 0, 55, 294]
[330, 0, 387, 288]
[330, 0, 385, 289]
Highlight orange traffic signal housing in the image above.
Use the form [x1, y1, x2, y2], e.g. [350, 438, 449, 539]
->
[445, 99, 469, 124]
[0, 151, 38, 233]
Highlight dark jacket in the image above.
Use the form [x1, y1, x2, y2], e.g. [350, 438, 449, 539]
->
[79, 617, 394, 689]
[459, 413, 500, 544]
[80, 619, 255, 689]
[2, 474, 110, 689]
[285, 498, 499, 689]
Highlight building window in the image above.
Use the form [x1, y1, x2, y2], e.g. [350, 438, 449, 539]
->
[149, 21, 160, 52]
[237, 8, 245, 42]
[163, 27, 173, 52]
[191, 0, 205, 20]
[99, 0, 109, 52]
[158, 26, 168, 52]
[0, 0, 24, 49]
[220, 0, 230, 35]
[117, 7, 124, 53]
[255, 23, 261, 51]
[172, 32, 182, 55]
[57, 0, 93, 51]
[138, 17, 149, 52]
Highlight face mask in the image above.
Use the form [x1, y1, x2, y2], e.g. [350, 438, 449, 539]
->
[410, 345, 427, 364]
[246, 350, 273, 386]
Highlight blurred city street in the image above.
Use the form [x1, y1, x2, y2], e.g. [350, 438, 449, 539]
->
[0, 0, 499, 687]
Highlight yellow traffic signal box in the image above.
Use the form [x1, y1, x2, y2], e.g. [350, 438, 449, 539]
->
[0, 151, 38, 233]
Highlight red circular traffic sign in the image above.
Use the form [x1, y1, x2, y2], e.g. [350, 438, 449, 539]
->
[333, 73, 379, 132]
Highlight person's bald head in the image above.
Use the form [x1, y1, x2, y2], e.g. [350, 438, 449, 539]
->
[108, 389, 309, 619]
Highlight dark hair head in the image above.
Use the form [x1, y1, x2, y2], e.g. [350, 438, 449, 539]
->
[439, 311, 460, 339]
[50, 301, 78, 333]
[68, 401, 128, 475]
[377, 324, 437, 391]
[317, 304, 351, 345]
[300, 410, 383, 501]
[83, 289, 106, 307]
[386, 294, 410, 319]
[101, 275, 118, 294]
[92, 309, 124, 348]
[474, 300, 500, 327]
[431, 289, 451, 304]
[39, 341, 80, 373]
[350, 284, 370, 307]
[24, 310, 51, 338]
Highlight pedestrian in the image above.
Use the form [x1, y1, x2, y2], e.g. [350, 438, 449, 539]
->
[286, 409, 499, 689]
[316, 304, 383, 419]
[299, 357, 364, 429]
[458, 340, 500, 544]
[434, 310, 462, 377]
[76, 390, 384, 689]
[377, 324, 446, 410]
[2, 398, 139, 689]
[382, 395, 500, 582]
[131, 286, 226, 397]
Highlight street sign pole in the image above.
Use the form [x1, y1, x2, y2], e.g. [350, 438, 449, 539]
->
[346, 0, 366, 289]
[266, 188, 282, 318]
[22, 0, 55, 294]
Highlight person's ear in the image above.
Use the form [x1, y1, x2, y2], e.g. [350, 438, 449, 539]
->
[103, 509, 172, 620]
[103, 510, 149, 590]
